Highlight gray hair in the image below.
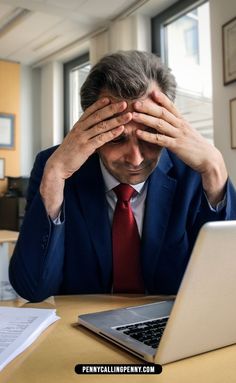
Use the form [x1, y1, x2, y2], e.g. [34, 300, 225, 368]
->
[80, 50, 177, 111]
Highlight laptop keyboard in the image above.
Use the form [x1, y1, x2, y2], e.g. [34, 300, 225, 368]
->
[115, 316, 169, 349]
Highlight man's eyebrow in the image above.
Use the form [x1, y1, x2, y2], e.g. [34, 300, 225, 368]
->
[114, 131, 128, 138]
[109, 131, 128, 143]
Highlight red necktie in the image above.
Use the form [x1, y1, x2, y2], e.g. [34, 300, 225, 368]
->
[112, 183, 144, 293]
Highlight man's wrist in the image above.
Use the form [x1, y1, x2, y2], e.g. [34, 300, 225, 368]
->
[52, 209, 64, 225]
[40, 165, 65, 220]
[204, 192, 227, 212]
[201, 151, 228, 207]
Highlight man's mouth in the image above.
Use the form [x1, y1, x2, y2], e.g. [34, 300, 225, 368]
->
[127, 167, 146, 173]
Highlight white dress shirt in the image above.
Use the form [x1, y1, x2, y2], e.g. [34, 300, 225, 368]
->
[53, 159, 226, 226]
[99, 159, 148, 236]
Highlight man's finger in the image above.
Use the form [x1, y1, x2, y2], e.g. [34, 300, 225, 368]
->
[79, 101, 128, 131]
[152, 90, 182, 119]
[136, 128, 174, 149]
[79, 97, 110, 122]
[86, 112, 132, 140]
[132, 112, 179, 138]
[134, 98, 182, 129]
[89, 126, 125, 150]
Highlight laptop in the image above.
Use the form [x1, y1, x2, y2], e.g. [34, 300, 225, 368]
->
[78, 221, 236, 365]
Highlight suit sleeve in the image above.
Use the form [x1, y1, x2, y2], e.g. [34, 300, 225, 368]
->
[200, 178, 236, 220]
[225, 178, 236, 219]
[189, 178, 236, 249]
[9, 151, 65, 302]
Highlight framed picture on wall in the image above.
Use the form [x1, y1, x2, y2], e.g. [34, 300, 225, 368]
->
[222, 16, 236, 85]
[0, 158, 5, 179]
[0, 113, 15, 149]
[230, 98, 236, 149]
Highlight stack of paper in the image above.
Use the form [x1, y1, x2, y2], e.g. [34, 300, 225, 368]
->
[0, 306, 60, 371]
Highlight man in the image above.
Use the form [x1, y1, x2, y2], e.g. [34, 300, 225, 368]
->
[9, 51, 236, 302]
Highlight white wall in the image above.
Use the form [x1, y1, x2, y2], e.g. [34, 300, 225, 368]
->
[210, 0, 236, 184]
[41, 61, 63, 150]
[90, 14, 151, 64]
[20, 66, 41, 175]
[90, 30, 109, 66]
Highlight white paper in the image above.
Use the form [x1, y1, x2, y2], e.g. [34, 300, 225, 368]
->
[0, 306, 60, 371]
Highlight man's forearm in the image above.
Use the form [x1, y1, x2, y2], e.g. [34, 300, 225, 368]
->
[9, 189, 66, 302]
[201, 150, 228, 207]
[40, 162, 65, 220]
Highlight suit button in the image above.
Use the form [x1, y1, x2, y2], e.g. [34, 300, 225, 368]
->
[42, 234, 48, 242]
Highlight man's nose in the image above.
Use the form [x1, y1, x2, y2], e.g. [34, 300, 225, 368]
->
[125, 142, 144, 167]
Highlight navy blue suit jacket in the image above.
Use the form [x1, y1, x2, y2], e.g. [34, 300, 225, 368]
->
[9, 147, 236, 302]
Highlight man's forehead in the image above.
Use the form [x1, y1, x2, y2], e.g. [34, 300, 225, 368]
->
[99, 82, 160, 110]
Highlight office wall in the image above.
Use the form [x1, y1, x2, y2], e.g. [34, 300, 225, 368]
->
[0, 60, 20, 194]
[0, 63, 41, 181]
[0, 60, 20, 175]
[41, 61, 63, 150]
[20, 66, 42, 176]
[19, 61, 63, 172]
[210, 0, 236, 184]
[90, 14, 151, 64]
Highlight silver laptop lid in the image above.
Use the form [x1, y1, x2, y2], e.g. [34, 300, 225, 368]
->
[156, 220, 236, 364]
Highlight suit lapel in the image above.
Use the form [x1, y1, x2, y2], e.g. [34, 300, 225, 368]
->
[71, 150, 177, 292]
[72, 155, 112, 289]
[141, 150, 177, 290]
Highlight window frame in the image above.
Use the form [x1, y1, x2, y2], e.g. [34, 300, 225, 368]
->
[63, 52, 89, 136]
[152, 0, 213, 143]
[151, 0, 208, 58]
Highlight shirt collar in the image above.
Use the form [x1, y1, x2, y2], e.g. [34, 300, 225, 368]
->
[99, 158, 146, 194]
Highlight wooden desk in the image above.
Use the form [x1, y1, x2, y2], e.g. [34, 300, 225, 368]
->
[1, 295, 236, 383]
[0, 230, 19, 244]
[0, 230, 19, 300]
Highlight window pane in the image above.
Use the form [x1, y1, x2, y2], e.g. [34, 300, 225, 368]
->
[70, 63, 91, 128]
[164, 2, 213, 143]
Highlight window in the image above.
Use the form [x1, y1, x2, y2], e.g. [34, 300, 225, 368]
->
[64, 53, 91, 135]
[152, 0, 213, 143]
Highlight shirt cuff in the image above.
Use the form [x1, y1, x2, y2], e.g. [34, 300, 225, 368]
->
[52, 211, 62, 225]
[204, 192, 227, 213]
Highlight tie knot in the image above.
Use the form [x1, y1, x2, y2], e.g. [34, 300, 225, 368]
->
[113, 184, 136, 202]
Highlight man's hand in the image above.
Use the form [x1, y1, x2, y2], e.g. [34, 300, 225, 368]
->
[40, 98, 132, 219]
[132, 90, 228, 207]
